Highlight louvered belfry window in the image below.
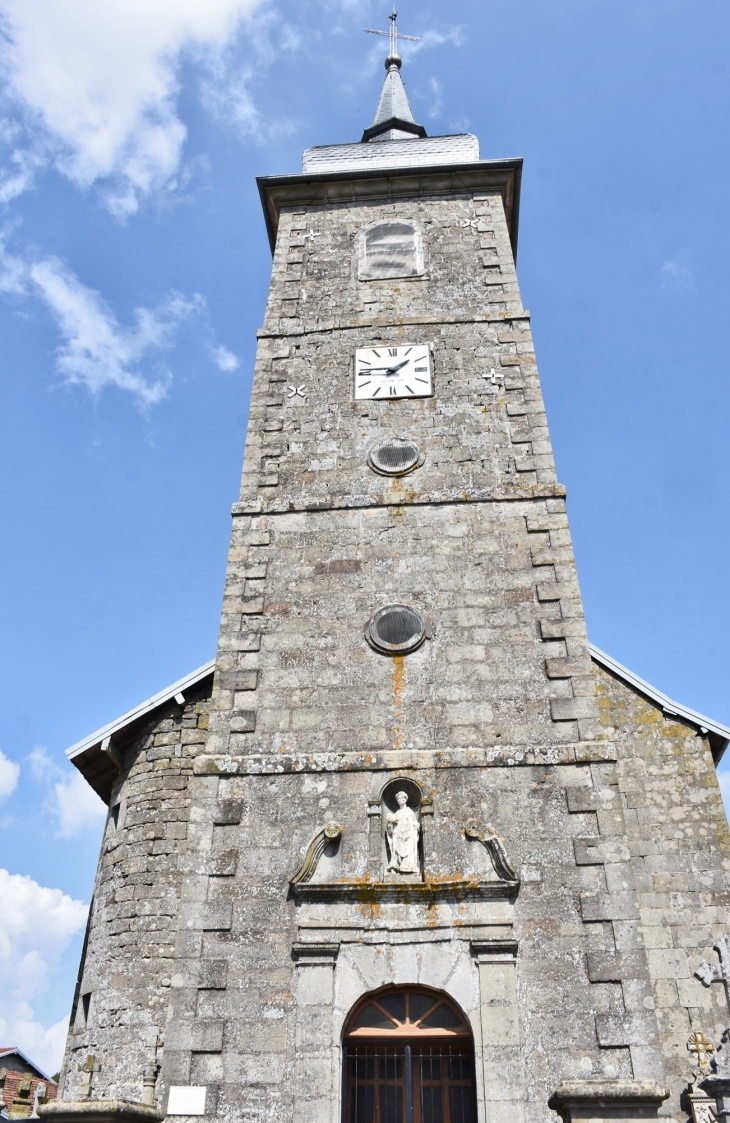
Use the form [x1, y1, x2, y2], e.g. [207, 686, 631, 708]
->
[343, 987, 477, 1123]
[360, 222, 422, 279]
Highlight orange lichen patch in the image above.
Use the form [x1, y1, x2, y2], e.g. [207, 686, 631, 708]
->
[391, 655, 406, 751]
[392, 655, 406, 706]
[424, 872, 479, 887]
[350, 877, 384, 921]
[425, 898, 441, 928]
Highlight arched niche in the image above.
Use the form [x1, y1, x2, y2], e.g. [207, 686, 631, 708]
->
[380, 778, 423, 881]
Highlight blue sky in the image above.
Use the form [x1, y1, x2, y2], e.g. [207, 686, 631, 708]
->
[0, 0, 728, 1075]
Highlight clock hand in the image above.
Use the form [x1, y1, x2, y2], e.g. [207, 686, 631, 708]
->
[359, 359, 411, 376]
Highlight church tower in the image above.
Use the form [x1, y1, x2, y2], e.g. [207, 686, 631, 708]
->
[47, 20, 730, 1123]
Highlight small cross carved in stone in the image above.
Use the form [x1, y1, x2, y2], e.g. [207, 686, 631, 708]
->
[287, 385, 306, 398]
[460, 219, 479, 229]
[305, 230, 322, 241]
[78, 1055, 100, 1100]
[689, 1031, 717, 1074]
[696, 935, 730, 1014]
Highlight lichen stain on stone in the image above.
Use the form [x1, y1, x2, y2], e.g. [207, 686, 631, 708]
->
[391, 655, 406, 752]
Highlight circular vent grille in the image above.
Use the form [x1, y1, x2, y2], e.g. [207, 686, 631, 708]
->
[367, 604, 427, 654]
[368, 437, 421, 477]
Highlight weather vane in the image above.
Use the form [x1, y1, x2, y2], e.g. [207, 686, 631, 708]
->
[364, 8, 421, 61]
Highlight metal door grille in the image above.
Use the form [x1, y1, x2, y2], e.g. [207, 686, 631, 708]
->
[344, 1043, 476, 1123]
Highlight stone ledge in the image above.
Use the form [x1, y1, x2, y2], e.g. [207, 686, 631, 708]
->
[255, 309, 530, 338]
[291, 942, 340, 963]
[470, 937, 518, 962]
[193, 742, 617, 777]
[231, 483, 567, 517]
[549, 1081, 669, 1112]
[39, 1102, 162, 1123]
[290, 878, 518, 903]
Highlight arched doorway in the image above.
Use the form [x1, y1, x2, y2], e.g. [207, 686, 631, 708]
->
[343, 986, 477, 1123]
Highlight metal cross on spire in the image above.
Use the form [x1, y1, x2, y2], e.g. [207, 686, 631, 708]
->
[364, 8, 421, 62]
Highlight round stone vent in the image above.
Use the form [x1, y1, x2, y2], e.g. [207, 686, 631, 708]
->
[366, 604, 428, 655]
[367, 437, 422, 477]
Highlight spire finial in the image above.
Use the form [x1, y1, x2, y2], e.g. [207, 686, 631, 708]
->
[361, 8, 427, 143]
[364, 7, 421, 70]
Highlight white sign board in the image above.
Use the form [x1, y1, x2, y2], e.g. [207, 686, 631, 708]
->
[167, 1086, 207, 1116]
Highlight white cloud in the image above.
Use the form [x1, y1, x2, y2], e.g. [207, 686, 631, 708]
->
[718, 770, 730, 820]
[0, 225, 29, 294]
[26, 746, 106, 838]
[416, 28, 464, 52]
[0, 139, 48, 206]
[210, 343, 239, 371]
[662, 259, 693, 290]
[198, 57, 263, 139]
[0, 237, 204, 405]
[53, 770, 106, 839]
[0, 0, 268, 216]
[0, 232, 237, 404]
[426, 77, 443, 120]
[30, 258, 202, 405]
[26, 746, 55, 782]
[0, 869, 88, 1075]
[0, 748, 20, 799]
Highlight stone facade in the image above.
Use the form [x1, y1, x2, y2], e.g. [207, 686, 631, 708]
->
[56, 118, 730, 1123]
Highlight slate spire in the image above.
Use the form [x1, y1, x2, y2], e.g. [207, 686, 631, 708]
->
[361, 10, 427, 143]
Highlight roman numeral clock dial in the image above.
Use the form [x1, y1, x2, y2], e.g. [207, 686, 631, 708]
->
[354, 345, 433, 401]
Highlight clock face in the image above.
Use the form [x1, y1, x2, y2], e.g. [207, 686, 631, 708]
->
[354, 345, 433, 401]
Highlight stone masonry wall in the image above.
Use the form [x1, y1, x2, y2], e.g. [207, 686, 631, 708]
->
[161, 756, 639, 1123]
[210, 186, 602, 765]
[593, 664, 730, 1107]
[59, 684, 211, 1104]
[209, 498, 599, 759]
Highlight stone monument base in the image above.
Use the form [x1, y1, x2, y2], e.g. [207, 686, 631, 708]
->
[549, 1081, 670, 1123]
[39, 1101, 162, 1123]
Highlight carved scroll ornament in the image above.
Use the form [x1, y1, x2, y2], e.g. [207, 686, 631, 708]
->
[290, 822, 344, 886]
[464, 820, 518, 882]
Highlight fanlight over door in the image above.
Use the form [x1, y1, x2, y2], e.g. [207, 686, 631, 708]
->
[343, 987, 476, 1123]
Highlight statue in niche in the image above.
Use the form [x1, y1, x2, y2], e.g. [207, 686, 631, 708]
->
[386, 790, 420, 874]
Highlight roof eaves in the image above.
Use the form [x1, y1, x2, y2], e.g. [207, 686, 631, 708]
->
[0, 1047, 54, 1083]
[66, 659, 216, 762]
[590, 644, 730, 764]
[257, 155, 523, 258]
